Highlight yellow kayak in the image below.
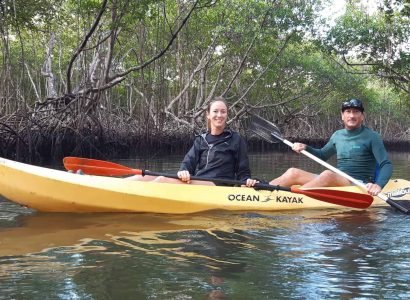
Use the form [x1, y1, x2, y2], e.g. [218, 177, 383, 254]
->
[0, 157, 408, 213]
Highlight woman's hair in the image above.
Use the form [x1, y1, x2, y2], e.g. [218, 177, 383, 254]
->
[206, 96, 229, 131]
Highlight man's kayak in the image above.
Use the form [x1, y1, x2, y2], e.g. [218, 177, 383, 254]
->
[0, 157, 408, 213]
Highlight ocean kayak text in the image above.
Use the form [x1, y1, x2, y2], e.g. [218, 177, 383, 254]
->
[228, 194, 304, 203]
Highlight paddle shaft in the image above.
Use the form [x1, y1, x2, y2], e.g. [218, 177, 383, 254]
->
[143, 170, 294, 192]
[64, 157, 289, 192]
[274, 133, 409, 213]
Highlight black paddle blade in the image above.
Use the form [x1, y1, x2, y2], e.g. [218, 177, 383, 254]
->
[248, 115, 283, 144]
[386, 199, 410, 214]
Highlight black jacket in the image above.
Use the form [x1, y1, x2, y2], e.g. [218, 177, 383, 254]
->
[179, 129, 251, 181]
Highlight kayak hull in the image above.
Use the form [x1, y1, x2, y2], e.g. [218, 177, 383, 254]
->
[0, 157, 407, 213]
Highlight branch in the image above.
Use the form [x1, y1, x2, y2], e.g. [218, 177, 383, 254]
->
[192, 57, 226, 119]
[230, 32, 294, 109]
[342, 54, 380, 66]
[165, 39, 215, 113]
[220, 34, 257, 98]
[71, 0, 201, 97]
[66, 0, 108, 94]
[25, 63, 41, 102]
[342, 54, 409, 93]
[221, 9, 270, 98]
[41, 32, 57, 99]
[108, 0, 200, 81]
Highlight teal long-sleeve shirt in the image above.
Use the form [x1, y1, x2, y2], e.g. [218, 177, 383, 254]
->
[305, 126, 393, 188]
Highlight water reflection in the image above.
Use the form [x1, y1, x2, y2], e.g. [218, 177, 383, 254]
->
[0, 212, 252, 298]
[259, 210, 410, 299]
[3, 208, 409, 299]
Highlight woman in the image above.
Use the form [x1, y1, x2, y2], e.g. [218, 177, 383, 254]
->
[129, 97, 257, 187]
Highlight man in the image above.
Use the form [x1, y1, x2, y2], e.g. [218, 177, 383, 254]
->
[269, 98, 392, 196]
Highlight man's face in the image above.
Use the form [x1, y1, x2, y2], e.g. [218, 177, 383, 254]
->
[341, 108, 364, 130]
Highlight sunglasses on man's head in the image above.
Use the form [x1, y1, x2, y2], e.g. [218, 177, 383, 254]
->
[342, 99, 364, 111]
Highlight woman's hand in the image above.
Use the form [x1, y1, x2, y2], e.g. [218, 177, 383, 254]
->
[244, 178, 259, 187]
[177, 170, 191, 183]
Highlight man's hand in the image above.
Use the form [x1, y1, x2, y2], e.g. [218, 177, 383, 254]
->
[366, 183, 382, 196]
[292, 142, 307, 153]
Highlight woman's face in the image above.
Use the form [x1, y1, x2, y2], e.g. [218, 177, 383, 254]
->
[207, 101, 228, 131]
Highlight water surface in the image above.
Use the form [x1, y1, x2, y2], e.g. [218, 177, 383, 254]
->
[1, 151, 409, 299]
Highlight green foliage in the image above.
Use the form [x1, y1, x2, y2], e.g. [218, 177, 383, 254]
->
[0, 0, 408, 141]
[0, 0, 62, 30]
[324, 1, 410, 95]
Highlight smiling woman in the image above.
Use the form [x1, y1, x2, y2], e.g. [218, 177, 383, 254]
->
[127, 97, 258, 187]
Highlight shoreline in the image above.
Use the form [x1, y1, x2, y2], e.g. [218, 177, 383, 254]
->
[1, 133, 408, 164]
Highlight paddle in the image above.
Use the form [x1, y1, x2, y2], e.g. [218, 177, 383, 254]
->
[249, 114, 410, 214]
[63, 156, 373, 209]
